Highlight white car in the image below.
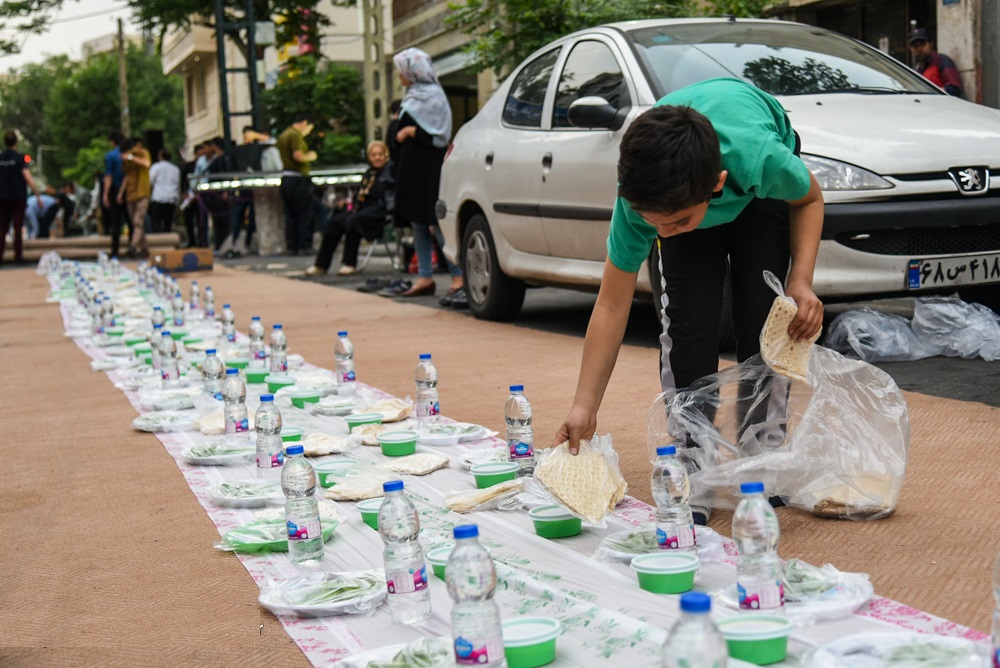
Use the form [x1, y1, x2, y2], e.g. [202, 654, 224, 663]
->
[437, 18, 1000, 324]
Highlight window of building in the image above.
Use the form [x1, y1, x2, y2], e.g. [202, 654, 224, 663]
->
[186, 69, 207, 117]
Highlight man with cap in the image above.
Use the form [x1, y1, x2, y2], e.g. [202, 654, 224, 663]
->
[908, 27, 962, 97]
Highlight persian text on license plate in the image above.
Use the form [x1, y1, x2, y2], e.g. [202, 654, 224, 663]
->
[907, 254, 1000, 289]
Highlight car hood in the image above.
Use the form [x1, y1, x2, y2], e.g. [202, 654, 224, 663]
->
[780, 94, 1000, 174]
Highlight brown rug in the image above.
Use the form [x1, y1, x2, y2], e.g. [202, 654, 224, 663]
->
[2, 264, 995, 665]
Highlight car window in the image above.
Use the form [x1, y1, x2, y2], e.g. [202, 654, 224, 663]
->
[503, 48, 560, 128]
[552, 40, 631, 128]
[627, 23, 939, 97]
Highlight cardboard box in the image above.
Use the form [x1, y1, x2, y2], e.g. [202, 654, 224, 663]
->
[152, 248, 214, 273]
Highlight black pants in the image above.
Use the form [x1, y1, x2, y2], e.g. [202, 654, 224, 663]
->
[104, 200, 128, 258]
[280, 175, 316, 254]
[0, 199, 25, 263]
[314, 208, 386, 271]
[656, 196, 791, 392]
[230, 193, 255, 246]
[149, 201, 175, 234]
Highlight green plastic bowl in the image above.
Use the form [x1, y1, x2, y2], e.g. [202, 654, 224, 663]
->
[169, 329, 187, 341]
[289, 389, 322, 409]
[245, 368, 270, 384]
[528, 505, 582, 539]
[133, 343, 153, 358]
[345, 412, 382, 432]
[265, 374, 296, 393]
[356, 497, 383, 530]
[314, 459, 356, 488]
[377, 429, 417, 457]
[502, 617, 562, 668]
[630, 552, 700, 594]
[717, 615, 794, 665]
[471, 461, 519, 489]
[224, 356, 250, 370]
[280, 426, 304, 442]
[105, 326, 126, 337]
[425, 546, 453, 580]
[124, 336, 147, 347]
[181, 336, 203, 348]
[141, 354, 153, 366]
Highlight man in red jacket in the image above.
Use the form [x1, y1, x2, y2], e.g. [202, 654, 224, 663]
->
[908, 28, 962, 98]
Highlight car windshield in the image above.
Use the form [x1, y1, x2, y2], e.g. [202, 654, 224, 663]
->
[627, 22, 939, 98]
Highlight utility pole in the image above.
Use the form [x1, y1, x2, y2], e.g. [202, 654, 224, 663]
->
[117, 18, 131, 136]
[361, 0, 389, 142]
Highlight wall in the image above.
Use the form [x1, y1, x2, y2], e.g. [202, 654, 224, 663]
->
[938, 0, 982, 101]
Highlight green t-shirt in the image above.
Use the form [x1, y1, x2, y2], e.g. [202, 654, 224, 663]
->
[607, 78, 812, 273]
[277, 127, 310, 176]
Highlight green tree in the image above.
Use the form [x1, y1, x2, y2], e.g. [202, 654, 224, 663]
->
[262, 54, 364, 165]
[61, 137, 108, 185]
[703, 0, 772, 18]
[0, 54, 75, 173]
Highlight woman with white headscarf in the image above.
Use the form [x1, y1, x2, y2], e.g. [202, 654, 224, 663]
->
[386, 47, 464, 305]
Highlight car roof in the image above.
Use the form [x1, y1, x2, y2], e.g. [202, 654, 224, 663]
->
[554, 17, 812, 43]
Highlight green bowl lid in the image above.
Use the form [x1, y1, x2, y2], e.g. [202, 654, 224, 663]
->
[225, 356, 250, 365]
[346, 412, 382, 423]
[281, 426, 304, 437]
[377, 429, 418, 444]
[630, 552, 700, 574]
[716, 615, 794, 640]
[471, 461, 519, 476]
[265, 374, 295, 384]
[356, 498, 384, 513]
[425, 545, 454, 566]
[502, 617, 562, 647]
[528, 504, 576, 522]
[314, 459, 356, 473]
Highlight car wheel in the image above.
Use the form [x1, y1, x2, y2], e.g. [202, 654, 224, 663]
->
[462, 213, 525, 320]
[648, 249, 737, 353]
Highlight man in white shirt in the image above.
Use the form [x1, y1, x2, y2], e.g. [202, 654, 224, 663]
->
[148, 149, 181, 233]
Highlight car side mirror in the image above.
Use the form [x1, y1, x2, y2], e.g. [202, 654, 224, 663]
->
[568, 96, 628, 131]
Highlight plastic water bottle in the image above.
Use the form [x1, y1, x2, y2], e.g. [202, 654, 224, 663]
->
[414, 354, 440, 425]
[171, 291, 185, 328]
[651, 445, 696, 552]
[150, 305, 165, 331]
[248, 316, 266, 368]
[90, 295, 103, 334]
[334, 331, 356, 393]
[504, 385, 534, 476]
[662, 592, 728, 668]
[100, 295, 115, 331]
[732, 482, 784, 612]
[221, 304, 236, 343]
[222, 368, 249, 434]
[446, 525, 505, 666]
[255, 394, 284, 479]
[281, 444, 324, 565]
[160, 331, 180, 387]
[189, 280, 201, 313]
[270, 324, 288, 373]
[150, 323, 164, 370]
[203, 286, 215, 319]
[201, 349, 225, 400]
[378, 480, 431, 624]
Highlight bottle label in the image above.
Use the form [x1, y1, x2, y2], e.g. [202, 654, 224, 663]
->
[286, 517, 321, 541]
[161, 367, 179, 382]
[386, 561, 428, 595]
[271, 359, 287, 373]
[226, 333, 236, 343]
[213, 392, 223, 401]
[994, 648, 999, 668]
[416, 401, 439, 418]
[226, 417, 249, 434]
[340, 370, 356, 383]
[508, 439, 534, 459]
[656, 522, 695, 550]
[253, 350, 266, 361]
[454, 633, 504, 666]
[737, 579, 785, 611]
[173, 317, 184, 327]
[257, 450, 283, 468]
[205, 309, 215, 318]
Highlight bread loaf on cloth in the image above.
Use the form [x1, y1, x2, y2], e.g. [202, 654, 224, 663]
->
[535, 437, 627, 526]
[760, 296, 821, 383]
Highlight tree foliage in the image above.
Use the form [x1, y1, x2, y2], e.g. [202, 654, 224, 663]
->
[0, 54, 73, 166]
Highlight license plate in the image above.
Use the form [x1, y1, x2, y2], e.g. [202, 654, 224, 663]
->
[907, 254, 1000, 289]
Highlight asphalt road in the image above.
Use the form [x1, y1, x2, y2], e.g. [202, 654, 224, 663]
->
[222, 251, 1000, 408]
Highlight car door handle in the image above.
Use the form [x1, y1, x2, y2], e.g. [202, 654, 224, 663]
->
[485, 151, 494, 166]
[541, 153, 553, 169]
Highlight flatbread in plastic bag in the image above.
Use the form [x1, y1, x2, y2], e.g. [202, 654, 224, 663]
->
[378, 453, 449, 476]
[322, 466, 394, 501]
[760, 270, 821, 383]
[533, 434, 626, 527]
[258, 570, 387, 618]
[303, 432, 359, 456]
[446, 479, 524, 513]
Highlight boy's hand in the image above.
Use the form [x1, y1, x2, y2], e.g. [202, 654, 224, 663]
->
[784, 280, 823, 342]
[554, 405, 597, 456]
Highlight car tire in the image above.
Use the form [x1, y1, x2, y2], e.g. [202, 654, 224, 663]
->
[461, 213, 526, 320]
[648, 249, 737, 353]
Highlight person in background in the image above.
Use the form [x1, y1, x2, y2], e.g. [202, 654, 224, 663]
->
[148, 149, 180, 234]
[908, 28, 962, 97]
[277, 114, 319, 255]
[225, 126, 273, 256]
[102, 131, 126, 258]
[180, 142, 208, 247]
[117, 136, 151, 258]
[387, 47, 464, 303]
[206, 136, 232, 250]
[0, 130, 42, 264]
[24, 189, 59, 239]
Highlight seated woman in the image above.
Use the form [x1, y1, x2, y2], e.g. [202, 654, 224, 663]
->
[306, 141, 393, 276]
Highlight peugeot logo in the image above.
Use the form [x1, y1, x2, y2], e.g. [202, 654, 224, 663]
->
[948, 166, 990, 196]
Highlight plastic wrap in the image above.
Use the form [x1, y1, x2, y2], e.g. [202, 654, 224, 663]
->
[912, 297, 1000, 361]
[825, 307, 943, 362]
[215, 513, 340, 553]
[647, 347, 909, 520]
[530, 435, 627, 528]
[759, 271, 822, 384]
[322, 464, 395, 501]
[208, 480, 282, 508]
[592, 526, 729, 565]
[335, 638, 453, 668]
[302, 432, 361, 456]
[131, 410, 198, 433]
[258, 570, 387, 617]
[446, 479, 525, 513]
[180, 437, 255, 465]
[805, 632, 989, 667]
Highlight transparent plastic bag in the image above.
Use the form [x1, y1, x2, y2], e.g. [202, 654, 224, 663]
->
[912, 297, 1000, 361]
[215, 512, 340, 553]
[825, 307, 943, 362]
[258, 570, 387, 617]
[446, 479, 525, 513]
[647, 347, 909, 520]
[336, 637, 453, 668]
[530, 434, 627, 528]
[759, 271, 822, 384]
[592, 525, 728, 565]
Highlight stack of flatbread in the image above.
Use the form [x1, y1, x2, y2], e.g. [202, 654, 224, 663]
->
[354, 398, 413, 423]
[378, 453, 449, 476]
[447, 479, 524, 513]
[302, 432, 357, 457]
[352, 422, 392, 446]
[196, 410, 255, 436]
[322, 472, 393, 501]
[760, 296, 821, 383]
[535, 441, 627, 525]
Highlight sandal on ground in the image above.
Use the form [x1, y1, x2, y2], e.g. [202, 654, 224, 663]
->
[400, 282, 435, 298]
[304, 266, 327, 276]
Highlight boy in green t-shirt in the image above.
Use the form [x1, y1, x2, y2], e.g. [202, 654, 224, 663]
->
[556, 79, 825, 502]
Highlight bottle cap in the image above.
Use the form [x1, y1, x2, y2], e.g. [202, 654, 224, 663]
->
[223, 304, 231, 308]
[162, 331, 171, 337]
[741, 481, 765, 494]
[453, 524, 479, 539]
[274, 324, 282, 329]
[153, 323, 162, 329]
[191, 280, 198, 285]
[175, 292, 181, 297]
[656, 445, 677, 456]
[226, 368, 238, 375]
[419, 353, 432, 360]
[338, 331, 348, 336]
[251, 316, 260, 321]
[285, 444, 304, 456]
[679, 592, 711, 614]
[509, 384, 524, 392]
[206, 349, 216, 355]
[382, 480, 404, 492]
[259, 394, 273, 402]
[153, 306, 161, 310]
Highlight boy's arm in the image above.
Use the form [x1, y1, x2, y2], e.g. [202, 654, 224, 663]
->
[784, 171, 824, 342]
[555, 258, 637, 454]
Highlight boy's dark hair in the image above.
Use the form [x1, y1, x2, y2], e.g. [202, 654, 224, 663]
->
[617, 105, 721, 214]
[121, 138, 136, 151]
[109, 131, 124, 145]
[4, 131, 17, 147]
[158, 148, 171, 161]
[211, 136, 226, 150]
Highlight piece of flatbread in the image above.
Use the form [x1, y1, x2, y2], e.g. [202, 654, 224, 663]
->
[302, 432, 355, 457]
[322, 475, 388, 501]
[447, 479, 524, 513]
[355, 398, 413, 423]
[196, 410, 255, 436]
[535, 443, 627, 525]
[351, 422, 391, 446]
[378, 453, 449, 476]
[760, 296, 821, 383]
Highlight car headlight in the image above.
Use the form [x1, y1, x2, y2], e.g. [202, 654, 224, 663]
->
[800, 154, 894, 191]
